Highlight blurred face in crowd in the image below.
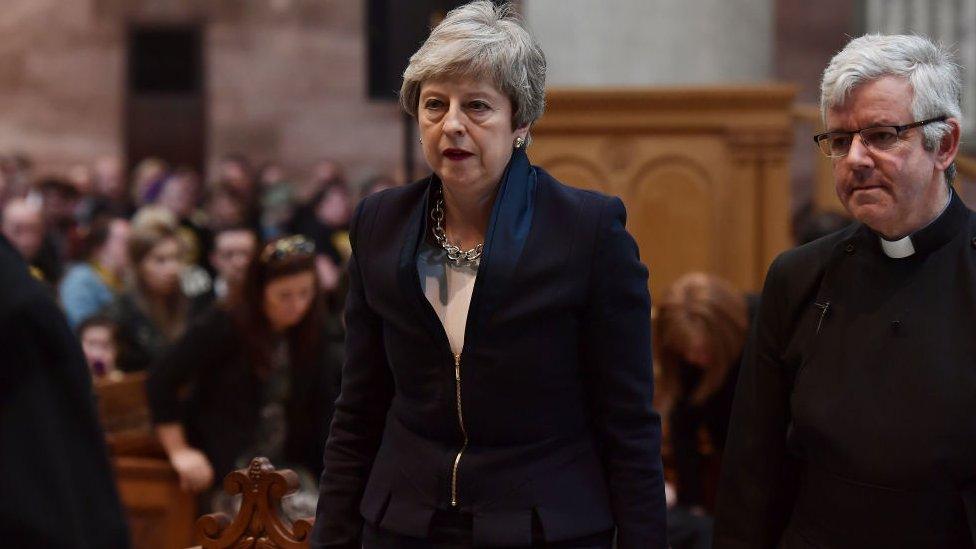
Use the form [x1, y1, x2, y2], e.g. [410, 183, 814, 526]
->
[158, 173, 199, 219]
[263, 270, 316, 332]
[1, 199, 44, 261]
[827, 76, 960, 239]
[139, 237, 183, 297]
[207, 191, 247, 228]
[418, 77, 527, 194]
[259, 164, 286, 188]
[81, 324, 118, 376]
[219, 158, 253, 197]
[99, 219, 130, 276]
[69, 164, 95, 196]
[210, 229, 257, 287]
[315, 184, 352, 228]
[41, 186, 78, 224]
[94, 156, 125, 201]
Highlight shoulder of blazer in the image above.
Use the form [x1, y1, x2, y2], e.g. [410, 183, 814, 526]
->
[350, 178, 428, 252]
[532, 165, 619, 229]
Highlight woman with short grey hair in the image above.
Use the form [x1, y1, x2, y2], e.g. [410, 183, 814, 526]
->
[312, 1, 665, 547]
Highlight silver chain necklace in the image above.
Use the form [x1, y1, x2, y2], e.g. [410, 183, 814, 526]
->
[431, 188, 483, 266]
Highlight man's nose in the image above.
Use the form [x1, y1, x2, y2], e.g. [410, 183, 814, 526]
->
[845, 133, 875, 169]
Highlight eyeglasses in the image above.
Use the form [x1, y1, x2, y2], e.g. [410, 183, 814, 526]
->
[259, 235, 315, 263]
[812, 116, 946, 158]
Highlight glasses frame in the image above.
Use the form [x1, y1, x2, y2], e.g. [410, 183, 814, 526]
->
[812, 115, 947, 158]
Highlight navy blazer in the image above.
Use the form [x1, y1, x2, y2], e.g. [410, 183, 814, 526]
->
[312, 149, 666, 547]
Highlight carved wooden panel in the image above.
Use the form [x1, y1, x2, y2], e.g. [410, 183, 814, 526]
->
[531, 86, 795, 296]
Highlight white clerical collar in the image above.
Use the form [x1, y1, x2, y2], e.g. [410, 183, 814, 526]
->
[877, 189, 953, 259]
[879, 235, 915, 258]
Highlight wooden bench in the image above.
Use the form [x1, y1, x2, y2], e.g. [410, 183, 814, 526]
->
[193, 457, 315, 549]
[95, 372, 197, 549]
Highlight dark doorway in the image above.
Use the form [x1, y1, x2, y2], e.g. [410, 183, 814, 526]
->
[126, 25, 206, 179]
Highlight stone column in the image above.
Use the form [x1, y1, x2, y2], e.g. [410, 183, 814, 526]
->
[523, 0, 774, 86]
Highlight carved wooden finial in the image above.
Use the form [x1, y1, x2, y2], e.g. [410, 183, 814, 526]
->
[195, 457, 315, 549]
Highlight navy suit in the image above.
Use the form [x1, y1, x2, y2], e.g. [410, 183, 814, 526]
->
[312, 149, 666, 547]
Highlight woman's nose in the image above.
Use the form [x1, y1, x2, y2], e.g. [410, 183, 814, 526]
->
[442, 104, 465, 135]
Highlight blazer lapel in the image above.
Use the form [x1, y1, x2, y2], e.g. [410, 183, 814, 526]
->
[463, 148, 537, 350]
[396, 178, 450, 348]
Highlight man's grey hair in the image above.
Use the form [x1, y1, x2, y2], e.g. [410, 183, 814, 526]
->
[820, 34, 962, 182]
[400, 1, 547, 143]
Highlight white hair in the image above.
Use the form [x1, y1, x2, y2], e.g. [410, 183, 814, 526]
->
[400, 1, 547, 142]
[820, 34, 962, 181]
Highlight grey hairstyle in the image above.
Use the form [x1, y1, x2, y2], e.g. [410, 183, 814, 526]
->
[400, 1, 547, 142]
[820, 34, 962, 182]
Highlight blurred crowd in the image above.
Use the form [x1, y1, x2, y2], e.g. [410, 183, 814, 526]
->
[0, 151, 400, 518]
[0, 152, 398, 378]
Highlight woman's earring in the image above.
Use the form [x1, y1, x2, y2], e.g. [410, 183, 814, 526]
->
[514, 136, 525, 149]
[419, 137, 423, 144]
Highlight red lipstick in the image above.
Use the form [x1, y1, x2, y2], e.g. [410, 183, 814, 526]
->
[443, 148, 473, 161]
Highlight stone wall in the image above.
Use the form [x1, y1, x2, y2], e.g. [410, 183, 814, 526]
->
[0, 0, 408, 184]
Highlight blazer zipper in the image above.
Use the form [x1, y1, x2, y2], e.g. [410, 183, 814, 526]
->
[450, 352, 468, 507]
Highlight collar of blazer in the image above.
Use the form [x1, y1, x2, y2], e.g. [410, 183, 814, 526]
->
[396, 147, 538, 357]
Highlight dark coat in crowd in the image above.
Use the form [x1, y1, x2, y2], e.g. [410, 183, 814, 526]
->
[312, 149, 666, 548]
[714, 192, 976, 548]
[146, 306, 343, 482]
[109, 292, 175, 373]
[669, 359, 739, 508]
[0, 235, 129, 548]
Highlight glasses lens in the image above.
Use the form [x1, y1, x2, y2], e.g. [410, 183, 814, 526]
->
[817, 134, 851, 157]
[861, 127, 899, 151]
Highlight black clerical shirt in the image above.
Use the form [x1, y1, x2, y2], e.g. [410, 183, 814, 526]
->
[714, 191, 976, 548]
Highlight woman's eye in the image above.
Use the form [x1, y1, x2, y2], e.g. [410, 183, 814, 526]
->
[423, 99, 443, 110]
[468, 101, 490, 111]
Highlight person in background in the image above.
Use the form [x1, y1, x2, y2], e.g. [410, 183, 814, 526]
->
[109, 207, 188, 372]
[291, 180, 352, 295]
[359, 174, 399, 200]
[1, 198, 49, 282]
[92, 155, 132, 218]
[296, 158, 345, 207]
[37, 176, 82, 270]
[205, 183, 252, 232]
[1, 221, 130, 548]
[654, 272, 751, 549]
[257, 161, 295, 240]
[78, 314, 122, 381]
[130, 157, 169, 208]
[190, 224, 258, 314]
[793, 209, 852, 246]
[147, 235, 342, 520]
[68, 163, 99, 227]
[0, 153, 33, 208]
[59, 216, 130, 328]
[157, 167, 208, 268]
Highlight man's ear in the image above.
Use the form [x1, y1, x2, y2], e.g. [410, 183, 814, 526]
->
[935, 117, 961, 171]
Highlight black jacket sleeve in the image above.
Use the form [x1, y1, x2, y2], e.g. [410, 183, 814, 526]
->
[580, 197, 667, 548]
[713, 255, 800, 549]
[312, 198, 395, 548]
[146, 309, 227, 424]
